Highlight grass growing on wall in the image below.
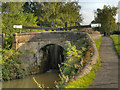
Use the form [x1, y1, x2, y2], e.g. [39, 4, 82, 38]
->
[110, 35, 120, 56]
[93, 37, 102, 51]
[64, 36, 102, 88]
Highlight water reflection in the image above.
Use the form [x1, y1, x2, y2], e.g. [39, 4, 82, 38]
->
[2, 70, 59, 88]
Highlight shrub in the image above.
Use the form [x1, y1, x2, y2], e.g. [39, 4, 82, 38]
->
[64, 36, 102, 88]
[2, 49, 28, 81]
[112, 31, 120, 35]
[56, 41, 94, 88]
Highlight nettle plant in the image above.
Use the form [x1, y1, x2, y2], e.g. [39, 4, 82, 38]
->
[56, 41, 94, 88]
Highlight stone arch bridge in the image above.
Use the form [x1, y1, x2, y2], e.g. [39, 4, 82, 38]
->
[12, 31, 88, 73]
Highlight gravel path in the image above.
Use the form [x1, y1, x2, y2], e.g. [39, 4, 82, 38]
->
[89, 36, 118, 88]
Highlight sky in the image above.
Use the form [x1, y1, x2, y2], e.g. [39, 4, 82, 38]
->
[78, 0, 120, 25]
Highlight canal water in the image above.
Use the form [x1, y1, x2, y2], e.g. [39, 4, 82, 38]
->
[2, 45, 63, 88]
[2, 70, 59, 88]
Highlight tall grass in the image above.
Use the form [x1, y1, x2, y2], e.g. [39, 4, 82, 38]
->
[110, 35, 120, 56]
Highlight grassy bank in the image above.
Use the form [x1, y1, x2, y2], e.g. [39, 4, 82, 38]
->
[110, 35, 120, 56]
[64, 36, 102, 88]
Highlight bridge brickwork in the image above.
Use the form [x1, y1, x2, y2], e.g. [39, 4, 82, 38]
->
[12, 31, 87, 72]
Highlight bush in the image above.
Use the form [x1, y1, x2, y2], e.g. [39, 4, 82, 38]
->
[112, 31, 120, 35]
[64, 36, 102, 88]
[2, 49, 28, 81]
[56, 41, 94, 88]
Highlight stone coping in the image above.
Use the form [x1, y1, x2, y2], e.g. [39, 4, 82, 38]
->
[75, 33, 99, 79]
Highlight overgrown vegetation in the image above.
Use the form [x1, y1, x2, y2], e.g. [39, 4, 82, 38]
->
[2, 2, 38, 49]
[2, 49, 28, 81]
[58, 36, 102, 88]
[110, 35, 120, 56]
[64, 58, 101, 88]
[55, 37, 95, 88]
[23, 2, 82, 27]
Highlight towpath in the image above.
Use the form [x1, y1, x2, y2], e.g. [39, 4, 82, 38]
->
[89, 36, 119, 88]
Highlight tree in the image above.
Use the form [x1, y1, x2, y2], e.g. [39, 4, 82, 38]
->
[93, 5, 118, 35]
[2, 2, 38, 49]
[22, 2, 82, 27]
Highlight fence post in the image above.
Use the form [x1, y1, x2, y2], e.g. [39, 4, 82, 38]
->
[75, 22, 78, 26]
[2, 33, 5, 48]
[65, 22, 67, 31]
[51, 22, 54, 31]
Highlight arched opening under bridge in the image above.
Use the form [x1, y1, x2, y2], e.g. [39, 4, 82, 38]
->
[39, 44, 64, 70]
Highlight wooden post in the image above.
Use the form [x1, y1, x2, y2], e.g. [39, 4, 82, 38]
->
[40, 22, 41, 27]
[51, 22, 54, 31]
[75, 22, 78, 30]
[51, 22, 54, 28]
[65, 22, 67, 31]
[2, 33, 5, 48]
[75, 22, 78, 26]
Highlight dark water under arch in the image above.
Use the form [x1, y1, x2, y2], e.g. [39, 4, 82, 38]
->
[40, 44, 64, 70]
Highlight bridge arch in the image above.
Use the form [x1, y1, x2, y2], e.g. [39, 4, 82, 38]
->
[38, 44, 64, 70]
[12, 31, 87, 73]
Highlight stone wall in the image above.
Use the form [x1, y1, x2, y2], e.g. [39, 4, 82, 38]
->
[81, 28, 101, 39]
[75, 33, 99, 79]
[89, 33, 101, 39]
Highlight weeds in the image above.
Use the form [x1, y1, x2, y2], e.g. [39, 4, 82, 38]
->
[61, 36, 102, 88]
[2, 49, 28, 81]
[56, 39, 94, 88]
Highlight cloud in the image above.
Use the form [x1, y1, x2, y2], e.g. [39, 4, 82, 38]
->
[81, 10, 94, 25]
[79, 0, 119, 24]
[77, 0, 119, 3]
[116, 14, 118, 22]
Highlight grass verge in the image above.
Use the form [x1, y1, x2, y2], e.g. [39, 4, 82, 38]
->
[110, 35, 120, 56]
[64, 36, 102, 88]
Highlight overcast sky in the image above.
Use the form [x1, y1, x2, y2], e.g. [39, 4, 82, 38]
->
[78, 0, 120, 25]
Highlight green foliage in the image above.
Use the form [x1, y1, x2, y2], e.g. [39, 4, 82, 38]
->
[23, 2, 82, 27]
[56, 40, 94, 88]
[2, 49, 28, 81]
[24, 50, 36, 54]
[2, 2, 38, 49]
[2, 2, 35, 34]
[93, 5, 118, 34]
[65, 58, 101, 88]
[64, 36, 102, 88]
[93, 36, 102, 51]
[111, 35, 120, 56]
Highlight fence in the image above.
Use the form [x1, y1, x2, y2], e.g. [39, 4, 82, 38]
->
[13, 22, 101, 31]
